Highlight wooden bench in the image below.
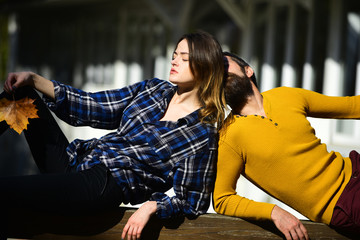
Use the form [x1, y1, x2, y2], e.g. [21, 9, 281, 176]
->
[8, 208, 355, 240]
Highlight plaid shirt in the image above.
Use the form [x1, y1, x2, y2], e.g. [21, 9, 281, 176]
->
[44, 78, 217, 219]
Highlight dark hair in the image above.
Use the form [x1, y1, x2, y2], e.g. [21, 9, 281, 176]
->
[224, 72, 254, 114]
[176, 31, 226, 129]
[223, 52, 258, 88]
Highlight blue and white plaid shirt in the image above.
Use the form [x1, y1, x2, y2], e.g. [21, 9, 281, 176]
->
[44, 78, 217, 219]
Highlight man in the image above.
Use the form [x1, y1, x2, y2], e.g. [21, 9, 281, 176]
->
[213, 52, 360, 240]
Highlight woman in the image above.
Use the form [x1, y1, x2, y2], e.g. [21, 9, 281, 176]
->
[0, 30, 226, 240]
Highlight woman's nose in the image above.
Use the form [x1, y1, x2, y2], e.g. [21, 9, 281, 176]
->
[171, 56, 178, 66]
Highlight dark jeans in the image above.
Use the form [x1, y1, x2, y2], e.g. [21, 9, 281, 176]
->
[0, 88, 123, 238]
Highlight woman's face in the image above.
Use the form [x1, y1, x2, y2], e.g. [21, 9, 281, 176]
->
[169, 39, 195, 89]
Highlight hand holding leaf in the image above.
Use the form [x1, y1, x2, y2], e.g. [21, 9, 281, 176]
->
[0, 97, 39, 134]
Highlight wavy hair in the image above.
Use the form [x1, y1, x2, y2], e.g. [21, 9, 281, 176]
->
[176, 31, 226, 129]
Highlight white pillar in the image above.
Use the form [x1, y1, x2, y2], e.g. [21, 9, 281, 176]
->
[323, 0, 344, 96]
[260, 3, 277, 92]
[143, 18, 155, 80]
[317, 0, 344, 145]
[350, 12, 360, 95]
[153, 24, 169, 81]
[127, 21, 143, 85]
[351, 13, 360, 140]
[281, 2, 297, 87]
[241, 1, 255, 63]
[302, 1, 316, 91]
[113, 10, 128, 89]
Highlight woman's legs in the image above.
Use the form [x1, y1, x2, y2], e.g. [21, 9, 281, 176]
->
[0, 87, 123, 237]
[0, 164, 123, 238]
[1, 87, 70, 173]
[24, 87, 71, 173]
[1, 165, 122, 214]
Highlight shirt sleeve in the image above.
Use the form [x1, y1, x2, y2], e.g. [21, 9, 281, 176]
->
[43, 80, 150, 129]
[150, 148, 217, 219]
[213, 140, 275, 221]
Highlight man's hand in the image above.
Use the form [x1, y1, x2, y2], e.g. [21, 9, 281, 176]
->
[121, 201, 157, 240]
[271, 205, 309, 240]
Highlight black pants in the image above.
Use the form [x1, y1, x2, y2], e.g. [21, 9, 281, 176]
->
[0, 88, 123, 238]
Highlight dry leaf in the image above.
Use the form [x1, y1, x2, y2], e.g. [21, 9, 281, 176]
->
[0, 97, 39, 134]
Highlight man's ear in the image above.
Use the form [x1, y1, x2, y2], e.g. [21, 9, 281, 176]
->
[245, 66, 254, 78]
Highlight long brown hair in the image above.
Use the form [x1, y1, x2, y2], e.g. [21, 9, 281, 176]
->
[176, 31, 226, 129]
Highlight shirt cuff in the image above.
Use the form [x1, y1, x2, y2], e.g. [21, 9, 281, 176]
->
[150, 192, 173, 219]
[42, 80, 65, 110]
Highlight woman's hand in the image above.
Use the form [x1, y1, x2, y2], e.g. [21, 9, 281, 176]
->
[4, 72, 55, 99]
[121, 201, 157, 240]
[4, 72, 35, 93]
[271, 205, 309, 240]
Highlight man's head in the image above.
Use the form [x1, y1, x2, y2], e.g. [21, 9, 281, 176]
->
[223, 52, 257, 114]
[225, 72, 254, 113]
[224, 52, 258, 88]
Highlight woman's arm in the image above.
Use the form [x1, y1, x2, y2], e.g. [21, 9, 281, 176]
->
[121, 201, 157, 240]
[121, 147, 216, 239]
[5, 72, 55, 99]
[150, 145, 217, 219]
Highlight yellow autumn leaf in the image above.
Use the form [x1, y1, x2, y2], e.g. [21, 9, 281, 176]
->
[0, 97, 39, 134]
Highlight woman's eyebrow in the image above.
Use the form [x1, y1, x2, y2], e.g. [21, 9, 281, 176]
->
[173, 51, 189, 58]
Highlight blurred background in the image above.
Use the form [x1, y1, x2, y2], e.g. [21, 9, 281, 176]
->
[0, 0, 359, 218]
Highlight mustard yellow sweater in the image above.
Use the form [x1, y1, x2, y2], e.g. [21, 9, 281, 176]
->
[214, 87, 360, 224]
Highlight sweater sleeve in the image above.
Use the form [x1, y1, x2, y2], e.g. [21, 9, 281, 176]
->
[295, 88, 360, 119]
[213, 139, 275, 221]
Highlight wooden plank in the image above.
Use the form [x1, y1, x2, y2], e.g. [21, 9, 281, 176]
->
[7, 208, 353, 240]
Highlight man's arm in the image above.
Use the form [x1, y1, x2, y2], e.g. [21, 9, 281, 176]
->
[271, 205, 309, 240]
[293, 87, 360, 119]
[214, 140, 309, 240]
[5, 72, 55, 99]
[213, 141, 275, 219]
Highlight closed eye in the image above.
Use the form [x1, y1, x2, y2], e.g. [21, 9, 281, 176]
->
[172, 51, 189, 61]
